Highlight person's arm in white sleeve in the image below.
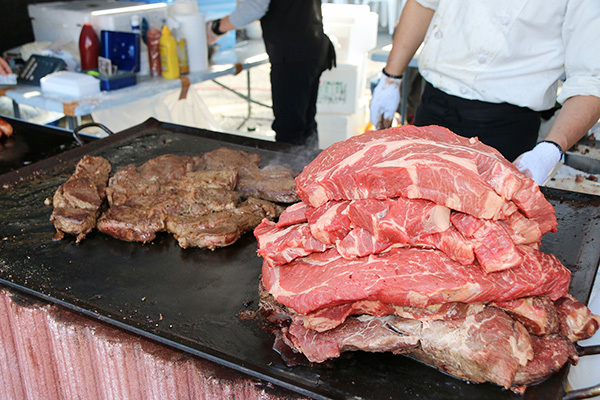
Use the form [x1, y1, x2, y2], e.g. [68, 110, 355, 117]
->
[206, 0, 270, 45]
[514, 2, 600, 184]
[370, 0, 434, 129]
[514, 95, 600, 184]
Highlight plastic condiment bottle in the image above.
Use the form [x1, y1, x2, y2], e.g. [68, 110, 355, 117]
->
[176, 33, 189, 75]
[146, 28, 162, 77]
[79, 22, 100, 71]
[159, 25, 180, 79]
[131, 15, 149, 75]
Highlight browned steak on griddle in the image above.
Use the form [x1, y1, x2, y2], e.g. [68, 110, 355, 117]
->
[82, 150, 292, 248]
[202, 147, 300, 203]
[50, 155, 111, 243]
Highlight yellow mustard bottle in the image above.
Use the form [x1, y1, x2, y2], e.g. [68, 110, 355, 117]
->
[159, 25, 180, 79]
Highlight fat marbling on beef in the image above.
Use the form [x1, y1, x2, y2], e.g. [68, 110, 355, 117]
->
[254, 125, 600, 392]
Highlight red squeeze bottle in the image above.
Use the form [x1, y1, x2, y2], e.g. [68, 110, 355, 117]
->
[79, 22, 100, 71]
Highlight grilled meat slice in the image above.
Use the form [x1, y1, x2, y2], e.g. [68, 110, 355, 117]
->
[203, 147, 299, 203]
[50, 155, 111, 242]
[237, 165, 299, 203]
[167, 197, 284, 249]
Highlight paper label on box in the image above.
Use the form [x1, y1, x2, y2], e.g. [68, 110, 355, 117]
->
[317, 81, 348, 105]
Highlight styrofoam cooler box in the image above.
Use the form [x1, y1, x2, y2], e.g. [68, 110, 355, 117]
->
[317, 60, 368, 115]
[322, 4, 378, 64]
[316, 97, 369, 149]
[41, 71, 100, 99]
[28, 1, 168, 45]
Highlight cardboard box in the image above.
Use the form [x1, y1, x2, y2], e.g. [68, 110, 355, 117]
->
[316, 97, 369, 149]
[317, 60, 368, 115]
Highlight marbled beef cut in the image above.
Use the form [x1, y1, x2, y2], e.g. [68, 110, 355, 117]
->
[254, 125, 600, 391]
[295, 125, 556, 223]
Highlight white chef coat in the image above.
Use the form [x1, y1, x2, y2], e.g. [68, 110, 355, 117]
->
[414, 0, 600, 111]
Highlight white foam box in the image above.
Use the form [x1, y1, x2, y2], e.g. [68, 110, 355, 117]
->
[317, 60, 368, 115]
[28, 1, 168, 45]
[316, 97, 369, 149]
[322, 3, 378, 64]
[41, 71, 100, 99]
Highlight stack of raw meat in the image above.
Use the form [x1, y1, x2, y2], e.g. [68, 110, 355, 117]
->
[254, 125, 600, 391]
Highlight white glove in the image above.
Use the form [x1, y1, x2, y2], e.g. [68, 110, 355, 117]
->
[206, 21, 225, 46]
[513, 141, 563, 185]
[370, 72, 402, 130]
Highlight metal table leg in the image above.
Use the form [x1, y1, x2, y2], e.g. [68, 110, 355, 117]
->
[12, 100, 21, 119]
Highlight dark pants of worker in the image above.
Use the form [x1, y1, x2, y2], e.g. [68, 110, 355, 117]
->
[270, 60, 325, 146]
[413, 82, 541, 161]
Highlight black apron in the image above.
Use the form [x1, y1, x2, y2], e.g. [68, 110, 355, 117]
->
[413, 82, 541, 161]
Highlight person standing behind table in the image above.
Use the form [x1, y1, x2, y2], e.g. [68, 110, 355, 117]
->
[369, 0, 600, 184]
[206, 0, 336, 147]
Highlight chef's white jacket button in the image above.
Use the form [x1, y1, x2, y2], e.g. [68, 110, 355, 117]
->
[500, 16, 511, 25]
[434, 30, 443, 39]
[460, 86, 469, 94]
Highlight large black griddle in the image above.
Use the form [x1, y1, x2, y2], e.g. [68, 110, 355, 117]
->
[0, 118, 599, 400]
[0, 116, 97, 175]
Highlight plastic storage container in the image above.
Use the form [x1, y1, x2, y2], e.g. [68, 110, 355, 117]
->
[100, 30, 141, 73]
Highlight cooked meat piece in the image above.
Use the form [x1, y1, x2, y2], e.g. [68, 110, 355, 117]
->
[162, 169, 238, 191]
[203, 147, 299, 203]
[50, 155, 111, 243]
[55, 150, 286, 249]
[97, 204, 166, 243]
[167, 197, 284, 249]
[106, 164, 160, 207]
[237, 165, 300, 203]
[50, 206, 101, 242]
[202, 147, 261, 170]
[137, 154, 204, 183]
[167, 213, 243, 249]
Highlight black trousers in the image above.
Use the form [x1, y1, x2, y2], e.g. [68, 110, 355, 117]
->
[413, 82, 541, 161]
[270, 60, 325, 146]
